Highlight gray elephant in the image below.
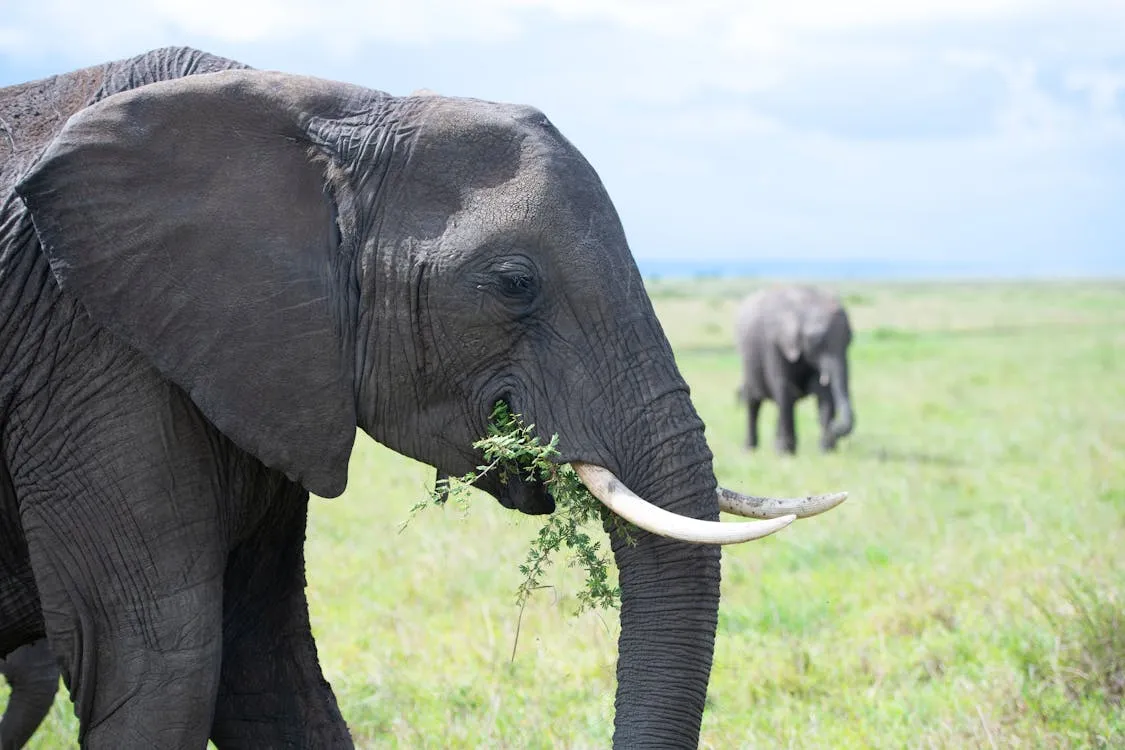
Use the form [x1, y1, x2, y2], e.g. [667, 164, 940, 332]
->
[736, 285, 855, 453]
[0, 639, 57, 750]
[0, 47, 845, 748]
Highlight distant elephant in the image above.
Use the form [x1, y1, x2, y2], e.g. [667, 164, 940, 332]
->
[736, 285, 856, 453]
[0, 48, 845, 748]
[0, 640, 57, 750]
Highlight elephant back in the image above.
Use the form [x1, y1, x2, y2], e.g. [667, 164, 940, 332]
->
[1, 48, 246, 188]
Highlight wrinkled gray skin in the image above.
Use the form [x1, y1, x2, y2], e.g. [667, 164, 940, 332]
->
[1, 48, 725, 747]
[736, 285, 855, 453]
[0, 639, 57, 749]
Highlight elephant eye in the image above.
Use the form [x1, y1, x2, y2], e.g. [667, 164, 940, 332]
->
[497, 270, 539, 303]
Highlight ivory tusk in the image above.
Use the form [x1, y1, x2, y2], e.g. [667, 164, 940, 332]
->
[716, 487, 848, 519]
[571, 462, 795, 545]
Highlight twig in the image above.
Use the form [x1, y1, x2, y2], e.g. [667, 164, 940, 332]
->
[510, 599, 527, 664]
[509, 585, 555, 663]
[976, 705, 998, 749]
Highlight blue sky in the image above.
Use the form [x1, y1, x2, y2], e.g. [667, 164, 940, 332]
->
[2, 1, 1123, 276]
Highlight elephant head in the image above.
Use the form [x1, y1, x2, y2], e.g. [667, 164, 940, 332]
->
[15, 68, 843, 745]
[778, 289, 855, 442]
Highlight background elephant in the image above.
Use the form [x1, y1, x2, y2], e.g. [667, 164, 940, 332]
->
[0, 48, 838, 748]
[736, 285, 856, 453]
[0, 640, 57, 750]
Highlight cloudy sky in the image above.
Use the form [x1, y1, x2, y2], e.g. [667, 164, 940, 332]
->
[2, 1, 1123, 276]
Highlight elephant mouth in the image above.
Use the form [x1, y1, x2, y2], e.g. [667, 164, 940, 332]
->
[437, 467, 555, 516]
[498, 474, 556, 515]
[474, 395, 556, 515]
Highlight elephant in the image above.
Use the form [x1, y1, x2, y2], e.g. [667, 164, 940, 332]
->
[0, 639, 58, 750]
[735, 285, 856, 454]
[0, 47, 846, 748]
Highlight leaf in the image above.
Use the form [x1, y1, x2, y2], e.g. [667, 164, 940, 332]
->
[403, 401, 621, 613]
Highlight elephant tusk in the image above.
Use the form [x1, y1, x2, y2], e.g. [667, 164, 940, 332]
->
[716, 487, 848, 519]
[571, 462, 795, 545]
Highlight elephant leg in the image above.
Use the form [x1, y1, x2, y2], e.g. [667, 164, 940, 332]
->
[0, 459, 44, 657]
[816, 388, 837, 452]
[22, 498, 225, 750]
[0, 638, 59, 750]
[211, 479, 352, 748]
[746, 398, 762, 450]
[774, 395, 797, 454]
[13, 384, 230, 749]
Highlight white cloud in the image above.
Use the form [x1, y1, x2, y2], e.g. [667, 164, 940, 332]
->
[3, 0, 1121, 62]
[149, 0, 533, 44]
[511, 0, 1069, 36]
[1068, 69, 1125, 117]
[0, 0, 534, 62]
[944, 49, 1125, 144]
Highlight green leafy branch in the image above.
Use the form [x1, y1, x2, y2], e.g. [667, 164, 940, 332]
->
[405, 402, 631, 614]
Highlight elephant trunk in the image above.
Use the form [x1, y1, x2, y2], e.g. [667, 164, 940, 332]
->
[828, 359, 854, 440]
[600, 396, 723, 747]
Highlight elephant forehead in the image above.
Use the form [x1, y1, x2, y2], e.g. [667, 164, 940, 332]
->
[410, 99, 603, 201]
[389, 155, 574, 249]
[453, 170, 622, 260]
[399, 97, 628, 264]
[408, 100, 536, 187]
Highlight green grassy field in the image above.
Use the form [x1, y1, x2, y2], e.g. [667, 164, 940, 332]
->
[7, 279, 1125, 748]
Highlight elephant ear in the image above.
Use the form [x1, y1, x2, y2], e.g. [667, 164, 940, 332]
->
[16, 70, 356, 498]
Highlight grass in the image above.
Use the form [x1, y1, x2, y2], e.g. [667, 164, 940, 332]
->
[6, 278, 1125, 748]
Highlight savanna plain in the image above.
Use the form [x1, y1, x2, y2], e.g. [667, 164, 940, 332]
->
[6, 278, 1124, 748]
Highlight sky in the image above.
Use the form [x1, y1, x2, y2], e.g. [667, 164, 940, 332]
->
[2, 1, 1123, 276]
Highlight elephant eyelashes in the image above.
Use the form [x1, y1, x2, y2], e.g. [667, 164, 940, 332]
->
[501, 273, 535, 296]
[496, 271, 540, 308]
